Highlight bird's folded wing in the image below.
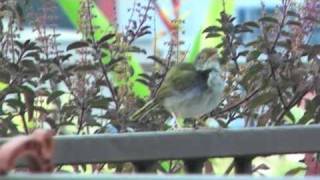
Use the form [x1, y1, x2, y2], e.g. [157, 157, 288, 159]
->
[156, 63, 207, 99]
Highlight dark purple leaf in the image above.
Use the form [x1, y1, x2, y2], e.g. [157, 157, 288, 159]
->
[66, 41, 89, 51]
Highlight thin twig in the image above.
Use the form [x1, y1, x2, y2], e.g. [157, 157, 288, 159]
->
[267, 0, 290, 109]
[18, 93, 29, 134]
[268, 60, 287, 108]
[224, 160, 235, 175]
[128, 0, 152, 45]
[85, 0, 119, 110]
[211, 86, 261, 116]
[77, 104, 86, 134]
[98, 57, 119, 110]
[275, 84, 311, 125]
[270, 0, 289, 52]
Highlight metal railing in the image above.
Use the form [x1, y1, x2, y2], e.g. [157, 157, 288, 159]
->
[3, 125, 320, 178]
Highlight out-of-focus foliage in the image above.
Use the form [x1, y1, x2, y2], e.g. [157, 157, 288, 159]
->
[1, 0, 320, 176]
[203, 0, 320, 128]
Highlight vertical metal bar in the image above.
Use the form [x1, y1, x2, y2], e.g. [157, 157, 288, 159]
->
[183, 158, 206, 173]
[234, 156, 253, 174]
[132, 161, 157, 173]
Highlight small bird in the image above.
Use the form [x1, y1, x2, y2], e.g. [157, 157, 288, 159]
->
[130, 48, 225, 127]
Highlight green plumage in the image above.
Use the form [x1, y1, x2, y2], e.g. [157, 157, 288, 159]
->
[129, 48, 222, 122]
[130, 63, 210, 121]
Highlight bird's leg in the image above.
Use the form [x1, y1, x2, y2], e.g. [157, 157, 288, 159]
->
[193, 118, 198, 129]
[193, 116, 208, 129]
[171, 113, 178, 129]
[184, 118, 197, 129]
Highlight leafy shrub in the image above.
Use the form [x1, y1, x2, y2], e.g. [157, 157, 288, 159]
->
[1, 0, 320, 136]
[1, 0, 320, 175]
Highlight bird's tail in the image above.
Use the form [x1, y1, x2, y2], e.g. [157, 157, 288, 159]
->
[129, 99, 159, 121]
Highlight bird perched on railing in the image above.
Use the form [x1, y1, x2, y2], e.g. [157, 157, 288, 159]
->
[130, 48, 225, 127]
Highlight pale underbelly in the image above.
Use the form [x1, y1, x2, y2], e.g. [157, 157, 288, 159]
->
[163, 88, 221, 118]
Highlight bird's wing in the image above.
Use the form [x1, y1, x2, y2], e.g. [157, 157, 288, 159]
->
[156, 63, 207, 99]
[129, 98, 159, 121]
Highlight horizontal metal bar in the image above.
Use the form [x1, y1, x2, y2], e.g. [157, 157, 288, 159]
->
[1, 173, 318, 180]
[3, 125, 320, 165]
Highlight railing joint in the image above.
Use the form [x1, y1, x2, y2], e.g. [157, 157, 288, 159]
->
[183, 158, 207, 174]
[132, 161, 157, 173]
[234, 156, 254, 174]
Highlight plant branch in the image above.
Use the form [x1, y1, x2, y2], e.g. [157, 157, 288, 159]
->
[226, 32, 240, 72]
[77, 103, 86, 134]
[98, 57, 119, 110]
[18, 93, 29, 134]
[211, 86, 261, 116]
[270, 0, 289, 52]
[274, 84, 311, 125]
[268, 60, 288, 108]
[84, 0, 119, 110]
[128, 0, 152, 45]
[267, 0, 290, 109]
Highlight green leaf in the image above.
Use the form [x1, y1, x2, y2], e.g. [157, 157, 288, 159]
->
[61, 104, 77, 114]
[105, 56, 126, 68]
[243, 21, 260, 28]
[286, 20, 302, 27]
[247, 50, 261, 61]
[205, 32, 222, 38]
[298, 109, 314, 125]
[237, 50, 249, 57]
[138, 73, 152, 81]
[40, 71, 59, 83]
[202, 26, 222, 33]
[285, 167, 305, 176]
[140, 25, 151, 33]
[61, 54, 72, 62]
[285, 111, 296, 123]
[8, 63, 19, 73]
[277, 40, 291, 49]
[86, 118, 100, 126]
[147, 56, 166, 68]
[74, 64, 98, 72]
[6, 98, 25, 111]
[66, 41, 89, 51]
[34, 106, 49, 114]
[241, 62, 264, 83]
[281, 30, 291, 37]
[235, 25, 254, 33]
[248, 91, 275, 109]
[47, 90, 65, 104]
[136, 78, 150, 86]
[97, 33, 115, 45]
[88, 97, 112, 109]
[0, 71, 10, 84]
[160, 161, 170, 172]
[259, 16, 279, 24]
[21, 60, 38, 71]
[216, 119, 227, 128]
[0, 82, 8, 91]
[137, 30, 151, 38]
[14, 40, 24, 50]
[126, 46, 146, 54]
[287, 10, 300, 18]
[25, 42, 41, 51]
[19, 85, 35, 96]
[24, 52, 40, 60]
[245, 39, 260, 47]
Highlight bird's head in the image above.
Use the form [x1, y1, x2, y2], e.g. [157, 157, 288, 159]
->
[194, 48, 220, 71]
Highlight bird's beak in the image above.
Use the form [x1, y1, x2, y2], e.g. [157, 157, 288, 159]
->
[207, 48, 218, 60]
[209, 49, 217, 56]
[208, 49, 218, 61]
